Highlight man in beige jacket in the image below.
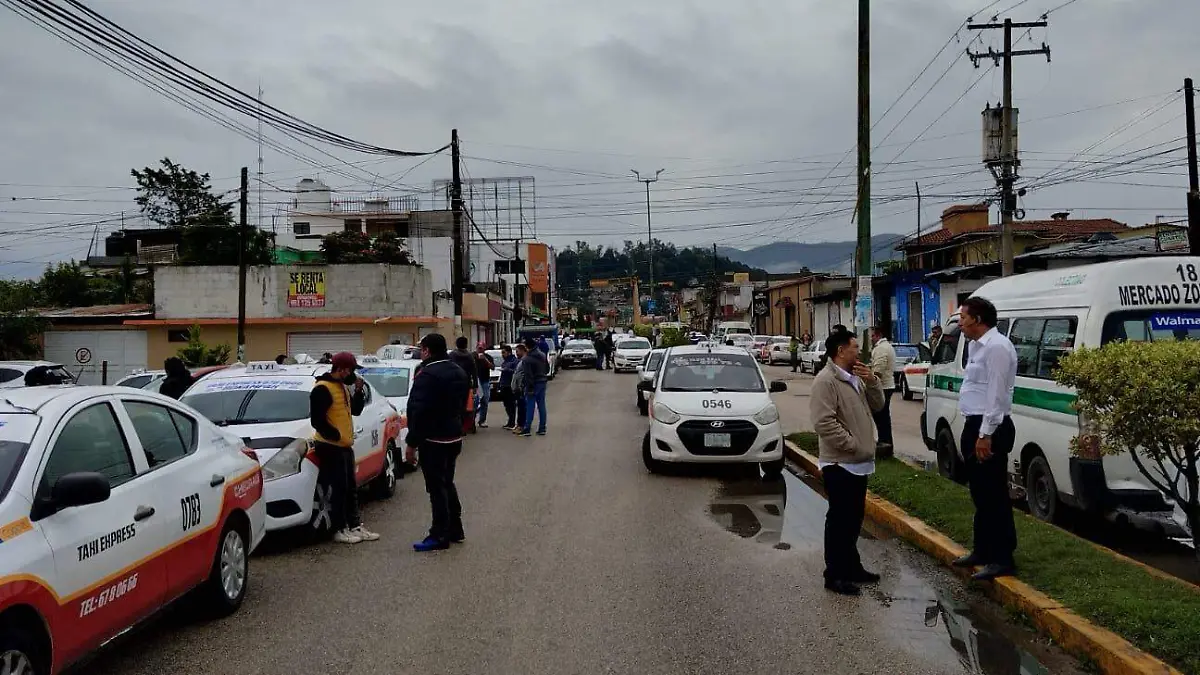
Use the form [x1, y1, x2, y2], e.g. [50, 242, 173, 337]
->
[809, 329, 885, 596]
[869, 325, 897, 454]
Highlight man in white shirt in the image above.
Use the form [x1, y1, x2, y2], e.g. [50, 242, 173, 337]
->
[869, 326, 897, 455]
[953, 296, 1019, 580]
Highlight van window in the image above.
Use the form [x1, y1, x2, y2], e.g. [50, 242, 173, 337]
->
[1010, 319, 1045, 377]
[1009, 317, 1079, 379]
[1038, 318, 1078, 378]
[932, 325, 960, 365]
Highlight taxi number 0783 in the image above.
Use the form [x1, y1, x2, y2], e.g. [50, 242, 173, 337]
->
[702, 399, 733, 409]
[180, 493, 202, 531]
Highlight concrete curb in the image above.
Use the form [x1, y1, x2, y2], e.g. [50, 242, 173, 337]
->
[783, 440, 1183, 675]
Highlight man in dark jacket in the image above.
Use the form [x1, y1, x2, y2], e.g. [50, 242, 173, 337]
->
[498, 345, 519, 430]
[406, 333, 472, 552]
[519, 338, 549, 437]
[449, 336, 477, 433]
[474, 342, 495, 428]
[159, 357, 192, 400]
[603, 333, 615, 370]
[309, 352, 375, 544]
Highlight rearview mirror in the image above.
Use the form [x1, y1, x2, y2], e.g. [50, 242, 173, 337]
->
[39, 472, 111, 517]
[769, 380, 788, 393]
[636, 365, 644, 374]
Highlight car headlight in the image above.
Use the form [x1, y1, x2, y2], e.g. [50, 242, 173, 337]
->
[753, 403, 780, 426]
[261, 438, 308, 481]
[652, 402, 681, 425]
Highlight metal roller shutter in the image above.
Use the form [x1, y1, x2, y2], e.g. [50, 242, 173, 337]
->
[286, 332, 364, 359]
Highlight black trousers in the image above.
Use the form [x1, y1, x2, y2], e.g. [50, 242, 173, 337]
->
[872, 389, 894, 446]
[314, 442, 360, 532]
[501, 387, 517, 426]
[822, 464, 869, 581]
[420, 441, 463, 541]
[790, 352, 799, 372]
[961, 415, 1018, 566]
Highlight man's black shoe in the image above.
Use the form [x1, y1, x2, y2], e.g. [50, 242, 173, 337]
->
[848, 569, 881, 584]
[449, 532, 465, 544]
[952, 552, 985, 568]
[971, 563, 1017, 581]
[824, 579, 862, 596]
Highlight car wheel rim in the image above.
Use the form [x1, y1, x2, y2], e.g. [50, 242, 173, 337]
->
[1033, 467, 1052, 514]
[219, 530, 246, 600]
[0, 650, 35, 675]
[312, 483, 333, 531]
[385, 445, 397, 489]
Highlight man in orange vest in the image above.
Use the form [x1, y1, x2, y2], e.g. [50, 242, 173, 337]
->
[310, 352, 378, 544]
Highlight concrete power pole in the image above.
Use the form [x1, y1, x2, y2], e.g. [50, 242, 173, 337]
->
[451, 129, 465, 337]
[632, 169, 664, 318]
[854, 0, 873, 348]
[1184, 77, 1200, 255]
[969, 18, 1051, 276]
[237, 167, 249, 363]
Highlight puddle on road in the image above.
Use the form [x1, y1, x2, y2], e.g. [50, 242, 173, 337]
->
[707, 468, 1064, 675]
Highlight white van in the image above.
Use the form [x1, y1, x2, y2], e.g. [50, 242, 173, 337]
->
[922, 257, 1196, 536]
[714, 321, 753, 342]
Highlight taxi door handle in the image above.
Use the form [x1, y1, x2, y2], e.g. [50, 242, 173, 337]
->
[209, 474, 225, 487]
[134, 505, 155, 522]
[355, 427, 365, 436]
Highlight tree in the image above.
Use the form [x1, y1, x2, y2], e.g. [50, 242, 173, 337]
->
[1055, 341, 1200, 557]
[38, 261, 93, 308]
[660, 327, 690, 347]
[177, 325, 232, 367]
[132, 158, 233, 228]
[0, 312, 46, 359]
[177, 224, 274, 266]
[321, 231, 416, 264]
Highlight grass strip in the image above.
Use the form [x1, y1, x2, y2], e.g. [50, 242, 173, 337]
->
[788, 431, 1200, 674]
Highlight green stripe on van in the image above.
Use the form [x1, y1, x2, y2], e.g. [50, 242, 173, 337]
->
[929, 374, 1077, 416]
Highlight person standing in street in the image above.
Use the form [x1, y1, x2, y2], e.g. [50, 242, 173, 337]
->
[604, 332, 615, 369]
[498, 345, 519, 430]
[406, 334, 471, 552]
[474, 342, 495, 428]
[310, 352, 379, 544]
[952, 297, 1019, 581]
[159, 356, 192, 400]
[512, 343, 529, 433]
[809, 329, 885, 596]
[519, 337, 549, 436]
[929, 324, 944, 355]
[594, 333, 607, 370]
[869, 326, 897, 455]
[789, 335, 800, 373]
[449, 337, 477, 434]
[536, 335, 550, 355]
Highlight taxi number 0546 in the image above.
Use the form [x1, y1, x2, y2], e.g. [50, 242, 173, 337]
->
[702, 399, 733, 409]
[180, 493, 202, 531]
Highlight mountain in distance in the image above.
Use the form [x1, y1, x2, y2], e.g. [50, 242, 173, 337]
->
[718, 234, 903, 274]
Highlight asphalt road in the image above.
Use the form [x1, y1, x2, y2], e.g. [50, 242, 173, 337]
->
[83, 367, 1084, 675]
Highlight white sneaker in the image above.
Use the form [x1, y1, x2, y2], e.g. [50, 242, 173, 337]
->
[478, 422, 489, 428]
[333, 528, 362, 544]
[352, 525, 381, 542]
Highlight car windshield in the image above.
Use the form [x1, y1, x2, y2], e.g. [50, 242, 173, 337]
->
[359, 367, 412, 397]
[619, 339, 651, 350]
[770, 337, 791, 344]
[753, 335, 770, 343]
[183, 380, 312, 425]
[118, 374, 155, 389]
[1102, 310, 1200, 344]
[566, 340, 593, 350]
[0, 414, 38, 502]
[729, 335, 753, 344]
[660, 353, 765, 393]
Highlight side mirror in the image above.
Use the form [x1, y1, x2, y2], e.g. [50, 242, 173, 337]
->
[769, 380, 788, 393]
[636, 365, 645, 374]
[37, 472, 111, 517]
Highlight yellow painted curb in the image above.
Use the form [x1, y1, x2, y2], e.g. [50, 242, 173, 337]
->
[784, 440, 1183, 675]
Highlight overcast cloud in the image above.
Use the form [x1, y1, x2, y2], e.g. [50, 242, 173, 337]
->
[1, 0, 1197, 278]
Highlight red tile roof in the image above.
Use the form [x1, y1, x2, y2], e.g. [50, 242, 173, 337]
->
[896, 219, 1127, 250]
[36, 303, 153, 318]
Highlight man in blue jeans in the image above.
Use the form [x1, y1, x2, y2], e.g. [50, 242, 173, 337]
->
[519, 337, 549, 436]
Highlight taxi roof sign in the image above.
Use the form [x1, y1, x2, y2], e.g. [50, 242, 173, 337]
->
[245, 361, 282, 372]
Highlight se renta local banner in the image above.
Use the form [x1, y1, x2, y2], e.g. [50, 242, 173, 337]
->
[527, 243, 549, 294]
[287, 269, 326, 308]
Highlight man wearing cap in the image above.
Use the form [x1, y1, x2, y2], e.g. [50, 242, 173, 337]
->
[310, 352, 379, 544]
[406, 334, 472, 552]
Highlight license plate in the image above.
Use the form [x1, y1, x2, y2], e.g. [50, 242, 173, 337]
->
[704, 433, 732, 448]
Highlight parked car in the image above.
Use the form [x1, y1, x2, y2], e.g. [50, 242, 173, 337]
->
[799, 340, 825, 373]
[760, 336, 791, 363]
[559, 339, 598, 369]
[0, 361, 76, 389]
[896, 343, 932, 400]
[375, 344, 420, 360]
[635, 348, 667, 416]
[120, 365, 230, 395]
[889, 343, 930, 388]
[612, 337, 653, 372]
[727, 334, 756, 355]
[0, 386, 266, 675]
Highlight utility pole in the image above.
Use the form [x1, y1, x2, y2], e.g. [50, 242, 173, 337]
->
[256, 84, 265, 229]
[451, 129, 464, 337]
[708, 244, 720, 337]
[915, 181, 923, 269]
[969, 18, 1051, 276]
[236, 167, 248, 363]
[1185, 77, 1200, 255]
[632, 169, 664, 319]
[853, 0, 873, 351]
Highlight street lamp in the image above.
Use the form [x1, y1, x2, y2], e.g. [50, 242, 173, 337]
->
[632, 168, 664, 315]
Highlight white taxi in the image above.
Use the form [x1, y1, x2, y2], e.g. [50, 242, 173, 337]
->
[180, 362, 403, 536]
[612, 337, 653, 372]
[0, 386, 265, 675]
[355, 357, 415, 452]
[642, 344, 787, 478]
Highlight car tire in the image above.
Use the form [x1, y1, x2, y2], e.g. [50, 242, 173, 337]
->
[0, 618, 48, 675]
[901, 377, 914, 401]
[309, 476, 335, 537]
[761, 458, 784, 480]
[1025, 454, 1060, 523]
[642, 433, 663, 474]
[369, 441, 398, 500]
[936, 426, 966, 484]
[198, 520, 249, 617]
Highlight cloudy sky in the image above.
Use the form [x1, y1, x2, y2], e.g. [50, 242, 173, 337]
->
[1, 0, 1196, 278]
